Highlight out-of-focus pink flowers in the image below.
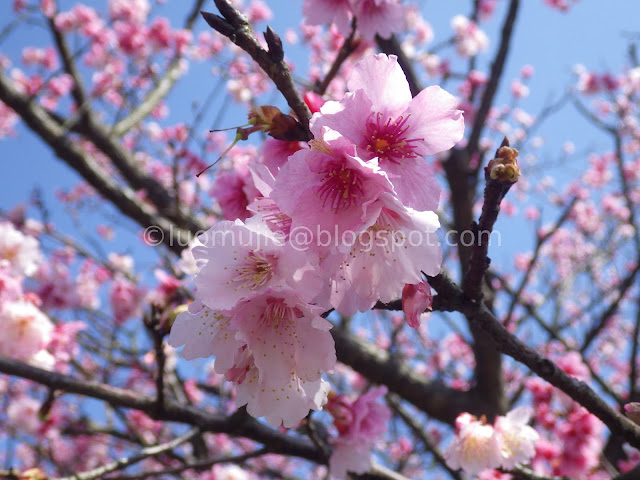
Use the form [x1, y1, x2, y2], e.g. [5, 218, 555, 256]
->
[110, 276, 145, 325]
[451, 15, 489, 58]
[302, 0, 405, 40]
[0, 299, 53, 362]
[444, 408, 539, 475]
[327, 386, 391, 478]
[0, 222, 42, 278]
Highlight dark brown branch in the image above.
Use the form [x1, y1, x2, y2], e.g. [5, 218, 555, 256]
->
[428, 273, 640, 450]
[331, 327, 483, 424]
[0, 70, 190, 255]
[0, 356, 325, 463]
[462, 138, 516, 301]
[202, 1, 312, 138]
[387, 395, 463, 480]
[315, 21, 359, 95]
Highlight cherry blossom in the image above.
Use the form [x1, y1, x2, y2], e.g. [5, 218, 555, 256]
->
[444, 413, 503, 475]
[327, 386, 391, 478]
[0, 221, 42, 278]
[311, 53, 464, 211]
[192, 216, 321, 310]
[0, 299, 53, 362]
[272, 129, 396, 250]
[495, 406, 539, 469]
[169, 289, 336, 427]
[328, 192, 441, 315]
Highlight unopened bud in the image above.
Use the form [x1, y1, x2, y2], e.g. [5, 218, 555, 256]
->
[248, 105, 281, 127]
[487, 145, 520, 183]
[162, 303, 189, 333]
[624, 402, 640, 425]
[248, 105, 308, 141]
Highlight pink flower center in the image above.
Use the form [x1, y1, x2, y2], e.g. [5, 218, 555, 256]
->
[364, 112, 420, 165]
[252, 198, 292, 237]
[316, 161, 365, 212]
[261, 298, 296, 330]
[229, 251, 275, 291]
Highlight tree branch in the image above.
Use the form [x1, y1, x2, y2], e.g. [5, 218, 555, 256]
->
[0, 356, 325, 464]
[466, 0, 520, 158]
[331, 327, 483, 424]
[0, 70, 191, 254]
[202, 0, 312, 137]
[428, 273, 640, 450]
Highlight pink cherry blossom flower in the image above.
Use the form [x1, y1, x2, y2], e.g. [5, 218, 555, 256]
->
[0, 264, 22, 303]
[273, 129, 396, 250]
[311, 54, 463, 211]
[170, 289, 336, 427]
[328, 193, 441, 315]
[109, 0, 150, 24]
[193, 216, 321, 310]
[7, 395, 42, 434]
[0, 299, 54, 361]
[444, 412, 503, 475]
[451, 15, 489, 57]
[110, 276, 145, 325]
[259, 138, 304, 175]
[210, 159, 260, 221]
[168, 300, 242, 363]
[247, 164, 293, 237]
[351, 0, 405, 40]
[402, 280, 433, 328]
[302, 0, 352, 37]
[495, 406, 539, 469]
[303, 91, 326, 114]
[327, 386, 391, 478]
[0, 221, 42, 277]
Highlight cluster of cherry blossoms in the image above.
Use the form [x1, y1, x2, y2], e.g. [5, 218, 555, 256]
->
[444, 407, 540, 475]
[0, 221, 54, 367]
[170, 52, 463, 474]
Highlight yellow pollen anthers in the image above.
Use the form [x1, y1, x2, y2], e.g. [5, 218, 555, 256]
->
[317, 162, 365, 212]
[374, 138, 390, 151]
[229, 251, 274, 291]
[365, 112, 418, 164]
[261, 299, 296, 331]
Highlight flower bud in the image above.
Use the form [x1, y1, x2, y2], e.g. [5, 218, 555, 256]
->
[487, 145, 521, 183]
[624, 402, 640, 425]
[402, 281, 433, 329]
